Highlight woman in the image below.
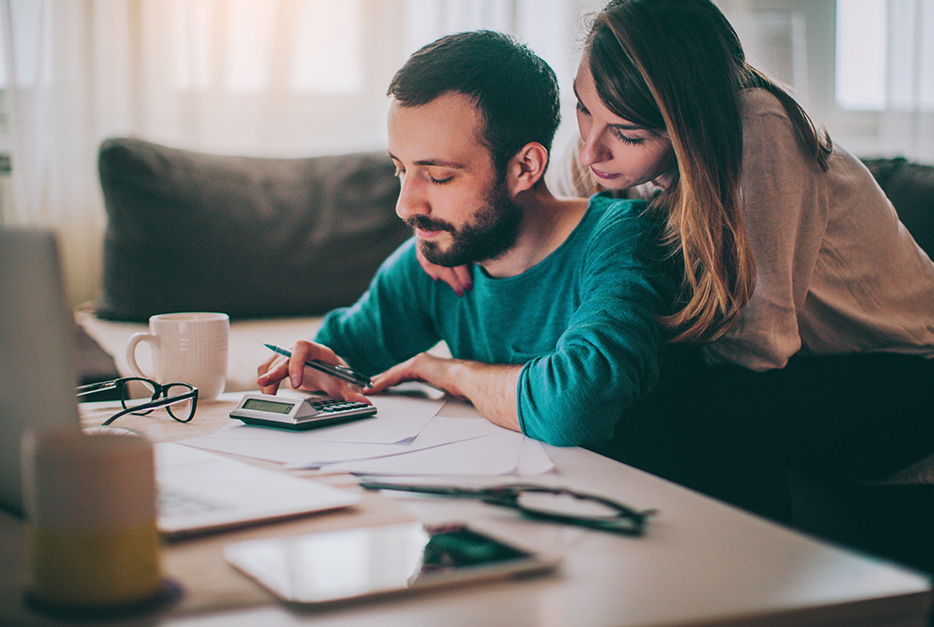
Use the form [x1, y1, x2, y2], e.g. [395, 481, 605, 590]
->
[423, 0, 934, 522]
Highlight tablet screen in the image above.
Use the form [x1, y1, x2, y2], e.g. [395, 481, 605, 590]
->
[224, 521, 558, 604]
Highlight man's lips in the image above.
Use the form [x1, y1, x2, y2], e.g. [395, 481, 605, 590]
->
[415, 227, 444, 239]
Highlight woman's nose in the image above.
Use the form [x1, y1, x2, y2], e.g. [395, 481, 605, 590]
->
[578, 125, 608, 167]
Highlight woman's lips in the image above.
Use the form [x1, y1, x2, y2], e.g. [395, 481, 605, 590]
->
[590, 167, 622, 181]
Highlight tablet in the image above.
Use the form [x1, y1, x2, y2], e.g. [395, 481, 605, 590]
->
[224, 521, 559, 605]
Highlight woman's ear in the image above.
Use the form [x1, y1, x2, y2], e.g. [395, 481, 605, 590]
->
[506, 142, 549, 195]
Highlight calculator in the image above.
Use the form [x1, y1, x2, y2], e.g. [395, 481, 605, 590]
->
[230, 393, 377, 431]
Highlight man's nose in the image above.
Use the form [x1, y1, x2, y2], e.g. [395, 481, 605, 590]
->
[395, 176, 429, 221]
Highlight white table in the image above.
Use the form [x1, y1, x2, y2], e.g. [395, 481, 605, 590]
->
[1, 396, 930, 627]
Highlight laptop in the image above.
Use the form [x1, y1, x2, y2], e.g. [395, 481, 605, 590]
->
[153, 441, 360, 539]
[0, 228, 83, 516]
[0, 227, 361, 535]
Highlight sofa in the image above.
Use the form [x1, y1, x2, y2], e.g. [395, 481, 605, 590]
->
[77, 137, 412, 393]
[76, 136, 934, 571]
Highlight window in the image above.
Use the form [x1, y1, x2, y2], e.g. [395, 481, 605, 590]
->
[724, 0, 933, 159]
[836, 0, 934, 112]
[836, 0, 886, 110]
[173, 0, 363, 94]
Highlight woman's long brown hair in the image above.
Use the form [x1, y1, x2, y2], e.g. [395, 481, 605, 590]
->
[587, 0, 831, 342]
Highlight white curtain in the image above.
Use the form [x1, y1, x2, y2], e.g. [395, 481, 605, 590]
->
[731, 0, 934, 163]
[2, 0, 932, 307]
[877, 0, 934, 162]
[0, 0, 600, 307]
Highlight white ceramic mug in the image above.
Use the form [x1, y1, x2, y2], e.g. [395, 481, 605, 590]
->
[126, 312, 229, 401]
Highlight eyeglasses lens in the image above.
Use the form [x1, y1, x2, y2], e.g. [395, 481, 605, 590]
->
[163, 384, 196, 422]
[515, 491, 623, 521]
[120, 379, 159, 413]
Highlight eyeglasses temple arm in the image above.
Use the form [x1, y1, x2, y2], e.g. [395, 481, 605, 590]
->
[358, 481, 483, 497]
[76, 380, 118, 396]
[100, 390, 197, 426]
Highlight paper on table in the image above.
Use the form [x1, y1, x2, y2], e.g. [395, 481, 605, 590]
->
[286, 417, 509, 469]
[223, 394, 446, 444]
[177, 427, 401, 465]
[516, 438, 556, 475]
[321, 430, 555, 476]
[180, 416, 493, 467]
[179, 410, 554, 476]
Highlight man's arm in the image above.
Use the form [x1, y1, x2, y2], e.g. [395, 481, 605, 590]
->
[368, 354, 522, 431]
[371, 199, 674, 448]
[514, 199, 673, 447]
[314, 239, 442, 373]
[256, 239, 442, 397]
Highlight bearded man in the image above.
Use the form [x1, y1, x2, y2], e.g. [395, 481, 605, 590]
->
[258, 30, 673, 448]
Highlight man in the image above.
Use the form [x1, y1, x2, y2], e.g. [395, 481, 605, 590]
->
[258, 30, 672, 448]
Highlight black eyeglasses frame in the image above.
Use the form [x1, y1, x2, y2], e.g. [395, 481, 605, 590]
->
[359, 481, 656, 536]
[76, 376, 199, 426]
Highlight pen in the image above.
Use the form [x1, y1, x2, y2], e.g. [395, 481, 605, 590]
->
[264, 344, 372, 388]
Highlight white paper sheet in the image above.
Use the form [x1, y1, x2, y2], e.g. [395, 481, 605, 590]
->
[320, 430, 554, 476]
[516, 437, 557, 475]
[179, 403, 555, 476]
[181, 417, 491, 466]
[321, 432, 523, 475]
[227, 393, 445, 444]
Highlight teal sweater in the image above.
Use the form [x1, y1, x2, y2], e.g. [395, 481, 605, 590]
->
[316, 194, 673, 447]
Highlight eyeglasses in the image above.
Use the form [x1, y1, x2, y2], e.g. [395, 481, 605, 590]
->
[359, 481, 656, 535]
[76, 377, 198, 426]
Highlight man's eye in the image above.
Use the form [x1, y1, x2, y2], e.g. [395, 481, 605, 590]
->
[429, 175, 453, 184]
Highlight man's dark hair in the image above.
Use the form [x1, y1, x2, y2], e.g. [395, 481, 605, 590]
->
[388, 30, 561, 175]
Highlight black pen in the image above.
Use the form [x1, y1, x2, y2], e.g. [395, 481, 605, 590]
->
[264, 344, 372, 388]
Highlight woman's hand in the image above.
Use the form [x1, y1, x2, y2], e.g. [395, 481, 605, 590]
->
[416, 245, 473, 296]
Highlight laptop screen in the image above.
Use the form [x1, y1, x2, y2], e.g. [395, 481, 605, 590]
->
[0, 228, 82, 515]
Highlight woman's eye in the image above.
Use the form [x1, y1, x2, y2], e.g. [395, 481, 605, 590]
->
[575, 100, 590, 116]
[612, 129, 645, 146]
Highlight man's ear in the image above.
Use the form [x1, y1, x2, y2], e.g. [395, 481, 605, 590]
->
[506, 142, 549, 195]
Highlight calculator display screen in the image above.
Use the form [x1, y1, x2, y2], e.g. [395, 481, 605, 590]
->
[242, 398, 295, 415]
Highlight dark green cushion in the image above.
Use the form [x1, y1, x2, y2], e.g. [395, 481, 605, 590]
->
[96, 137, 409, 321]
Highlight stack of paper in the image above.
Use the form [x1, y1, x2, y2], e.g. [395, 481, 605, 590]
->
[178, 393, 555, 476]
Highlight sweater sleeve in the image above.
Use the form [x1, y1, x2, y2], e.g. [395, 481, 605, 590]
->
[517, 202, 672, 447]
[702, 90, 829, 370]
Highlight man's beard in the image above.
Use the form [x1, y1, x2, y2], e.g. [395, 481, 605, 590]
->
[405, 181, 523, 268]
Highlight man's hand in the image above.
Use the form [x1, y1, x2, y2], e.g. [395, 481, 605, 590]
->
[367, 352, 465, 398]
[416, 245, 473, 296]
[257, 340, 370, 404]
[368, 353, 521, 432]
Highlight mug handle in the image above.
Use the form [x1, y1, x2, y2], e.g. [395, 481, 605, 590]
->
[126, 332, 158, 380]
